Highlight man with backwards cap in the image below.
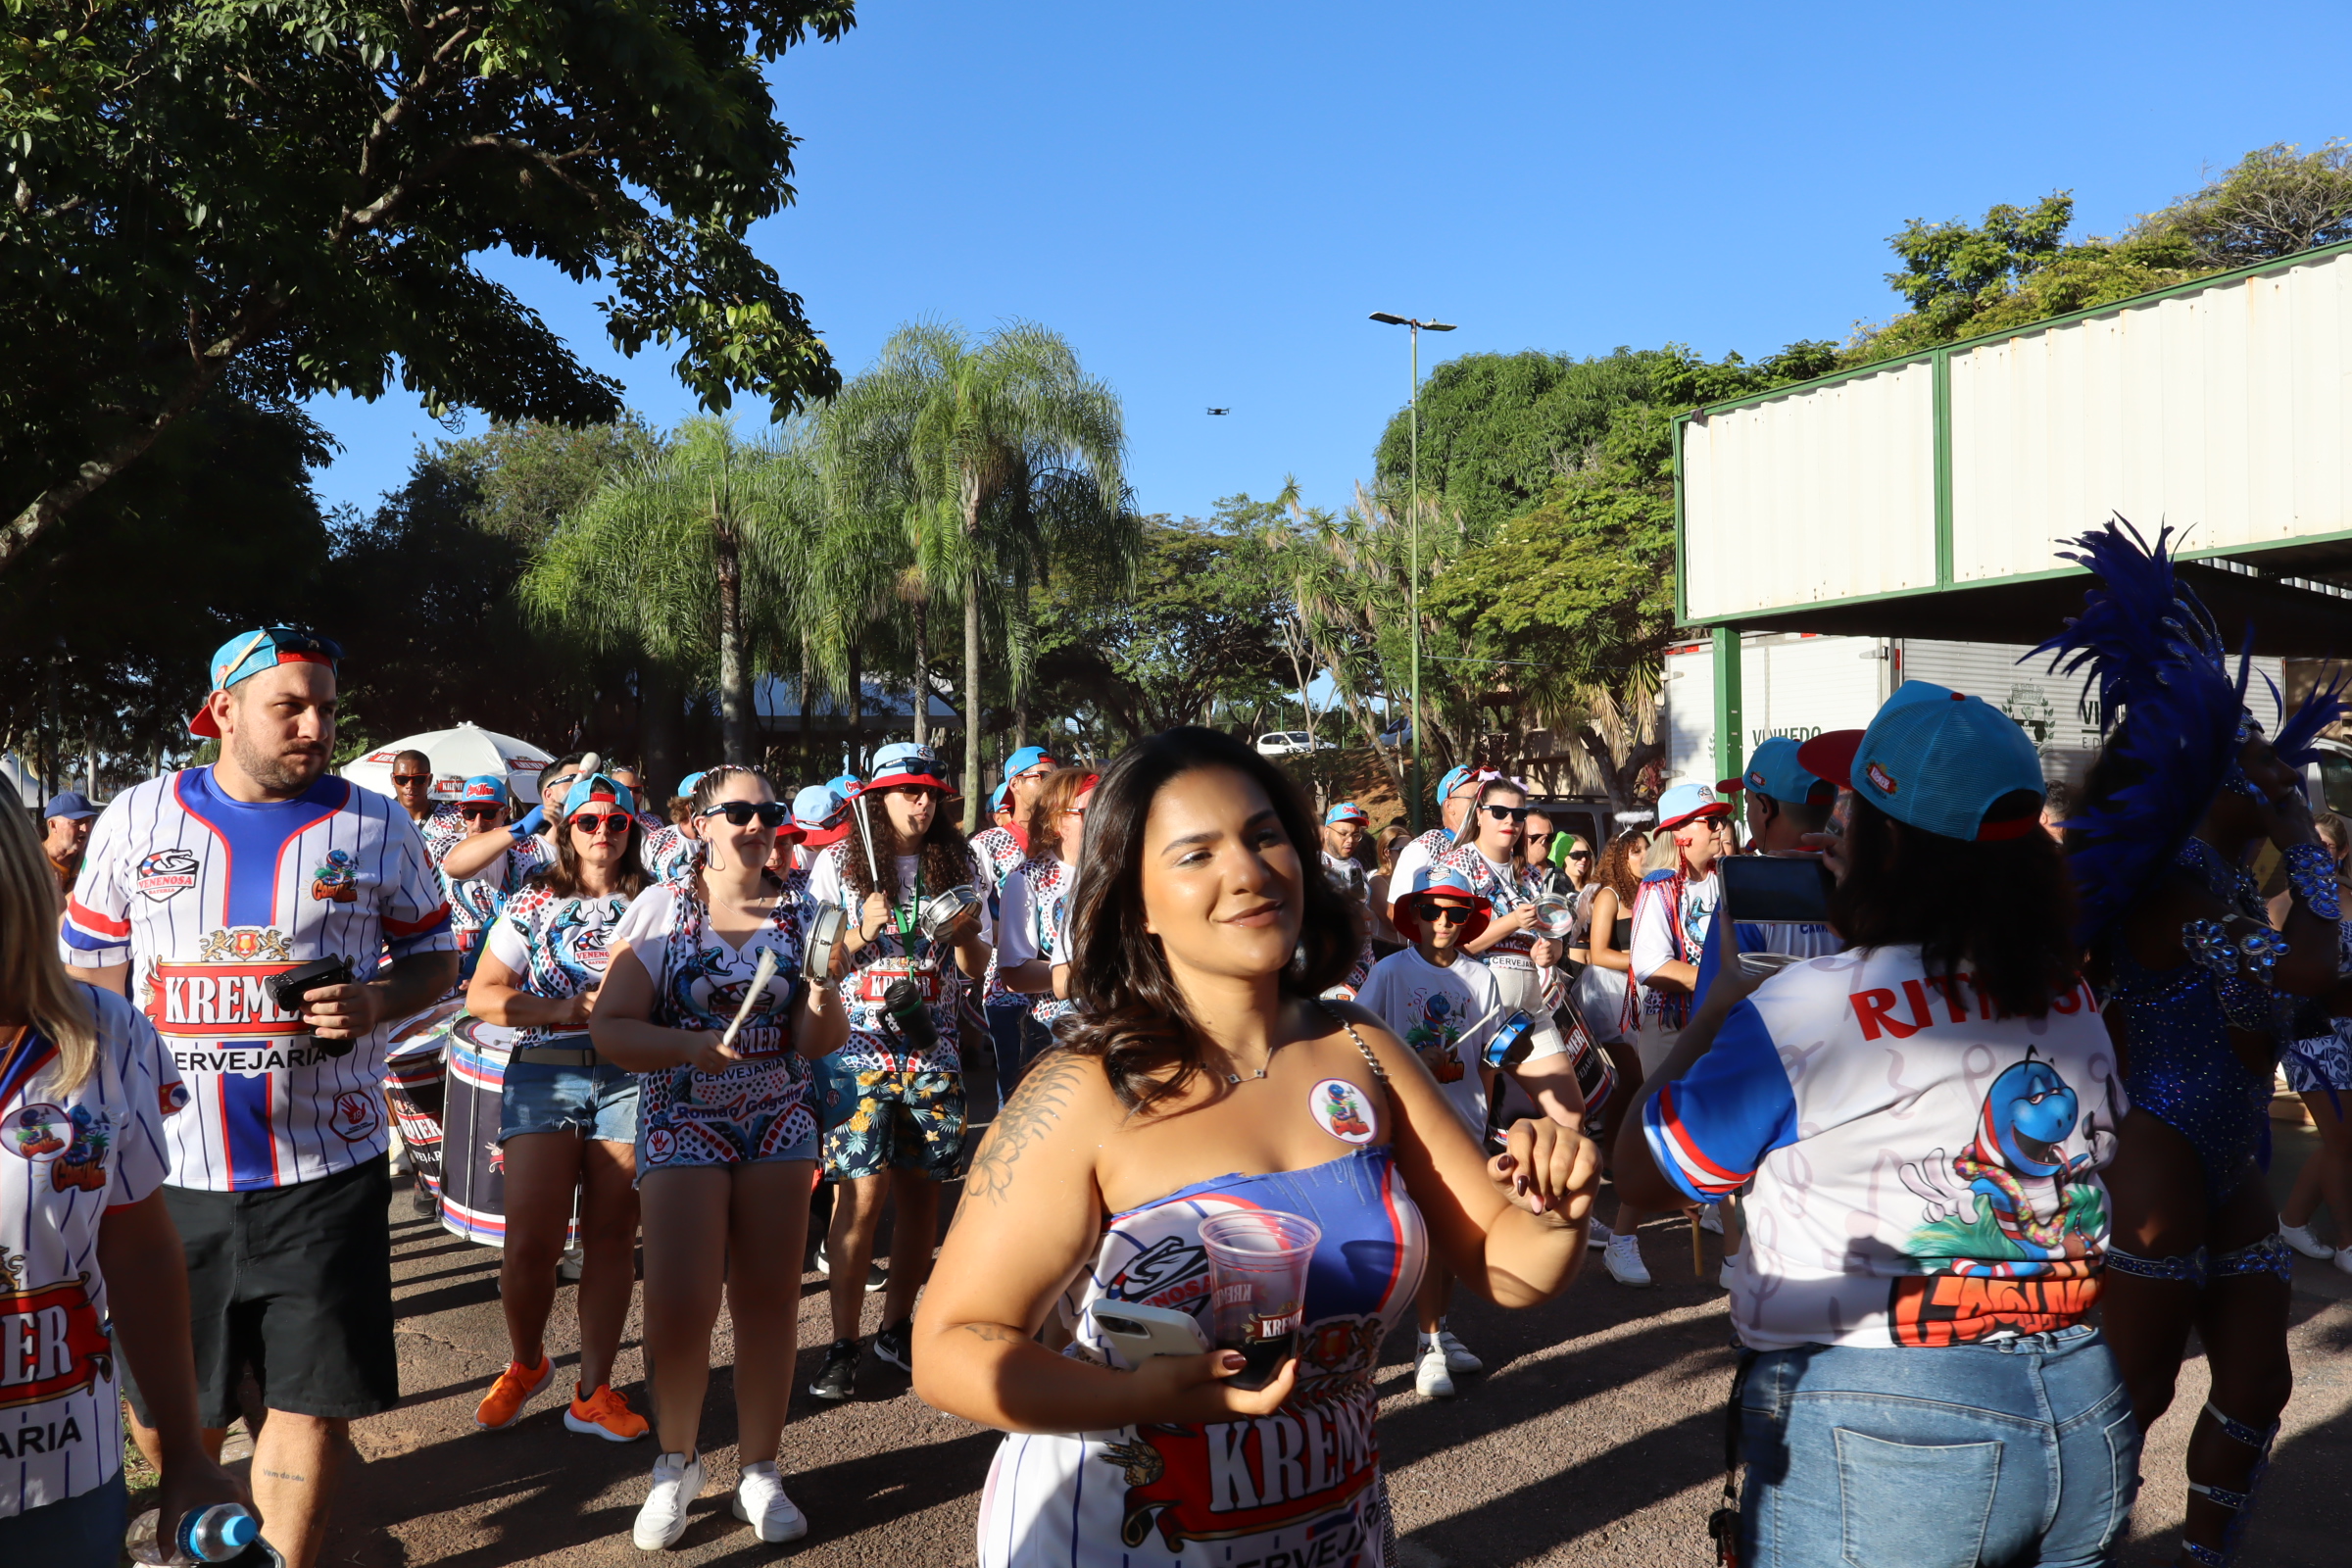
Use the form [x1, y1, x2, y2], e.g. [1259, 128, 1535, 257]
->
[61, 627, 458, 1568]
[1603, 777, 1737, 1287]
[969, 746, 1055, 1105]
[1387, 764, 1495, 926]
[1692, 737, 1847, 1007]
[1319, 802, 1377, 997]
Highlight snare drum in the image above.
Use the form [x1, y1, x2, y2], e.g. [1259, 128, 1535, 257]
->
[382, 1008, 458, 1202]
[440, 1016, 519, 1246]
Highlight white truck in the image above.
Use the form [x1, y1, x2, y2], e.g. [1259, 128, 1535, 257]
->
[1663, 632, 2301, 797]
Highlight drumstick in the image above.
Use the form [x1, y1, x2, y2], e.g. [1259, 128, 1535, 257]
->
[720, 949, 779, 1052]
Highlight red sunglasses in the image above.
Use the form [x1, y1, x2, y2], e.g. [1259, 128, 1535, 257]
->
[569, 812, 632, 834]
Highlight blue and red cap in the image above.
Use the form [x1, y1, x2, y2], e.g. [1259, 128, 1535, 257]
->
[1656, 782, 1733, 831]
[1797, 681, 2044, 843]
[1435, 764, 1485, 804]
[460, 774, 506, 808]
[1002, 745, 1056, 784]
[793, 782, 853, 849]
[1324, 801, 1370, 826]
[189, 626, 341, 739]
[1718, 737, 1835, 808]
[560, 772, 637, 822]
[1390, 864, 1493, 947]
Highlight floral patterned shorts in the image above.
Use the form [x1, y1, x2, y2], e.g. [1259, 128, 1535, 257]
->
[818, 1065, 967, 1182]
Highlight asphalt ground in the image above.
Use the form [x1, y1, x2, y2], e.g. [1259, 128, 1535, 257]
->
[125, 1114, 2351, 1567]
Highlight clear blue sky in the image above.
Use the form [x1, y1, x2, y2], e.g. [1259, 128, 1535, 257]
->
[304, 0, 2349, 524]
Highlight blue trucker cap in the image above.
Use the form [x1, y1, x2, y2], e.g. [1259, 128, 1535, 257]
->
[1002, 745, 1055, 783]
[1798, 681, 2044, 843]
[1720, 737, 1836, 808]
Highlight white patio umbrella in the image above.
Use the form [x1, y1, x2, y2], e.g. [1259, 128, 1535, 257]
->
[342, 722, 557, 806]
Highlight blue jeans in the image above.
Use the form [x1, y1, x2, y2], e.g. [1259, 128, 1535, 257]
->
[0, 1473, 125, 1568]
[499, 1056, 640, 1143]
[1740, 1325, 2139, 1568]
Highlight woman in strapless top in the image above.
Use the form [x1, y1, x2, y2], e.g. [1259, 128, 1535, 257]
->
[913, 728, 1601, 1568]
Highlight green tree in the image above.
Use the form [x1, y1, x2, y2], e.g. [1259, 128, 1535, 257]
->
[436, 417, 671, 544]
[824, 321, 1129, 821]
[522, 417, 820, 764]
[2151, 140, 2352, 267]
[1, 0, 854, 572]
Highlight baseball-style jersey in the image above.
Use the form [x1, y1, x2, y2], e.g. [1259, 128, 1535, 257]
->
[483, 886, 633, 1049]
[1384, 828, 1455, 921]
[970, 824, 1027, 1009]
[640, 821, 705, 885]
[807, 841, 993, 1075]
[61, 766, 454, 1192]
[1442, 845, 1541, 964]
[1, 989, 184, 1513]
[1643, 945, 2124, 1350]
[995, 857, 1076, 1026]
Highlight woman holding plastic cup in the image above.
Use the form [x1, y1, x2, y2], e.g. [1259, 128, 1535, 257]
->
[913, 727, 1600, 1568]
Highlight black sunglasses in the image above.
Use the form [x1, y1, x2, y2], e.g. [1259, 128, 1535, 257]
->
[698, 801, 791, 828]
[1412, 902, 1474, 924]
[460, 805, 503, 819]
[1481, 804, 1530, 823]
[389, 773, 432, 786]
[1566, 849, 1592, 860]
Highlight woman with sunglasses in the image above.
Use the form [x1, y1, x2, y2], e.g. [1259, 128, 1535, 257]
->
[465, 773, 651, 1446]
[998, 767, 1101, 1048]
[912, 727, 1598, 1568]
[430, 775, 553, 992]
[1446, 779, 1575, 1074]
[805, 742, 993, 1404]
[593, 765, 847, 1549]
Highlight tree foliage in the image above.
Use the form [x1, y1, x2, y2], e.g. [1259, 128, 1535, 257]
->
[0, 0, 855, 571]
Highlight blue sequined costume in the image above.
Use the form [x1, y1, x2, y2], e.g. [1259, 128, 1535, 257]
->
[2108, 840, 2292, 1202]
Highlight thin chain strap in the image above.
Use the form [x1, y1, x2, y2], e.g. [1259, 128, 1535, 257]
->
[1314, 1000, 1388, 1083]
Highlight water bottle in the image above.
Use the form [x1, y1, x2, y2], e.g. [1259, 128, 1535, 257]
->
[178, 1503, 262, 1563]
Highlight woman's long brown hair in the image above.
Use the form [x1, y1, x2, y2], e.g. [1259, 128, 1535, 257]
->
[1022, 766, 1097, 866]
[0, 804, 96, 1091]
[1056, 727, 1360, 1113]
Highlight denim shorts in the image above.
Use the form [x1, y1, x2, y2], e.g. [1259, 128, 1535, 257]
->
[1739, 1324, 2138, 1568]
[500, 1055, 641, 1144]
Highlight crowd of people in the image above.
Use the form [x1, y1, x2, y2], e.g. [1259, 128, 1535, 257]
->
[3, 518, 2349, 1566]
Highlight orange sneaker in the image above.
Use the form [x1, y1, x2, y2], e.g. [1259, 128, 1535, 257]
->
[473, 1355, 554, 1430]
[564, 1382, 650, 1443]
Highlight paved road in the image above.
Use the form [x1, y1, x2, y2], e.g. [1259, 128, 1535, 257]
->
[153, 1129, 2352, 1567]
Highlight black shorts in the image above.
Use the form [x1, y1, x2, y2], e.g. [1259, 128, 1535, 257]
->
[124, 1157, 399, 1427]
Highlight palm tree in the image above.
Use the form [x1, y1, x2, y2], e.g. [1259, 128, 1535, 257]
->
[521, 416, 819, 764]
[826, 320, 1130, 827]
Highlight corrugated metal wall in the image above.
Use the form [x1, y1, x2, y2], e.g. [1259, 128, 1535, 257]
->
[1681, 363, 1938, 621]
[1950, 251, 2352, 580]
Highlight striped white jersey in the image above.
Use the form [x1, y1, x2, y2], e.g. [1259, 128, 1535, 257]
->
[1, 987, 184, 1513]
[60, 766, 455, 1192]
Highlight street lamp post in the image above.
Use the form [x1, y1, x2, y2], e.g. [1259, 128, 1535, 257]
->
[1368, 312, 1454, 834]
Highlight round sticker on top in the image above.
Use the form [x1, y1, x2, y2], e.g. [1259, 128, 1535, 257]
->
[1309, 1078, 1377, 1145]
[7, 1102, 75, 1160]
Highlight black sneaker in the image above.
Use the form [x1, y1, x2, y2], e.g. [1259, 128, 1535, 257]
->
[808, 1339, 858, 1402]
[873, 1321, 913, 1375]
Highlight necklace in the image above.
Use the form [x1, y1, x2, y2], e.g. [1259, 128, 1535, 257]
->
[1223, 1042, 1281, 1086]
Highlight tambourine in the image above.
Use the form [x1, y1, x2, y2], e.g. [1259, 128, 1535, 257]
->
[917, 884, 984, 943]
[1531, 895, 1576, 939]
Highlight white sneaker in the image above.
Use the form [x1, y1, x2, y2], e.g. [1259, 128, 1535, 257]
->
[732, 1460, 808, 1544]
[1414, 1347, 1456, 1398]
[1697, 1206, 1724, 1236]
[1436, 1331, 1483, 1374]
[2280, 1222, 2335, 1260]
[1603, 1233, 1653, 1288]
[1587, 1217, 1613, 1250]
[633, 1450, 703, 1550]
[2333, 1249, 2352, 1277]
[813, 1240, 831, 1276]
[559, 1246, 584, 1283]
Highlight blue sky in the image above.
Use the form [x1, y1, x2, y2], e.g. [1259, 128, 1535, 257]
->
[305, 0, 2350, 524]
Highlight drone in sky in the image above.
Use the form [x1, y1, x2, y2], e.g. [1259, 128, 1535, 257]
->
[1205, 407, 1230, 416]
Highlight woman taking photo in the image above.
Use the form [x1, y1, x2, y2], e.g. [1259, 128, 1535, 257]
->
[465, 773, 651, 1444]
[912, 727, 1598, 1568]
[1615, 683, 2135, 1566]
[592, 765, 848, 1550]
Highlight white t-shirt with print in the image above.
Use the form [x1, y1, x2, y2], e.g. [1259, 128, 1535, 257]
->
[1642, 944, 2125, 1351]
[1357, 948, 1501, 1135]
[1, 988, 183, 1513]
[484, 886, 633, 1049]
[806, 843, 994, 1074]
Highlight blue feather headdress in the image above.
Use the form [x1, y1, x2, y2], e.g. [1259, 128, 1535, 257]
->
[2028, 517, 2341, 948]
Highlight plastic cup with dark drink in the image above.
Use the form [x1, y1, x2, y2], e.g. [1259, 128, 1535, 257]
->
[1198, 1209, 1322, 1392]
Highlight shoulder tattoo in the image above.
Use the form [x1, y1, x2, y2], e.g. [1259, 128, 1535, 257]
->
[963, 1051, 1086, 1207]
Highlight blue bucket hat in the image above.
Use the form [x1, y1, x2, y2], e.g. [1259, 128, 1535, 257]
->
[1799, 681, 2044, 843]
[862, 742, 956, 798]
[1390, 864, 1493, 947]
